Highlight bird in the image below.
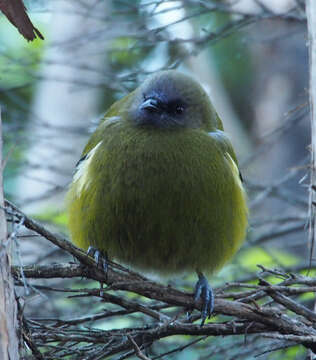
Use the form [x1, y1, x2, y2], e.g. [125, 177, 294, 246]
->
[66, 70, 248, 324]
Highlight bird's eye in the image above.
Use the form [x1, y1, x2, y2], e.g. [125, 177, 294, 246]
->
[175, 105, 184, 115]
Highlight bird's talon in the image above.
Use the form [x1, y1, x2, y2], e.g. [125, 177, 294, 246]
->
[194, 273, 214, 326]
[87, 246, 108, 273]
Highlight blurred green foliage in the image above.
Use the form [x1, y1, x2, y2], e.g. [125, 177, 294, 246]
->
[109, 37, 153, 70]
[34, 209, 68, 231]
[199, 12, 254, 129]
[0, 17, 44, 197]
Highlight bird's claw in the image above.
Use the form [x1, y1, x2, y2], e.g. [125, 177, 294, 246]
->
[87, 246, 108, 273]
[194, 273, 214, 326]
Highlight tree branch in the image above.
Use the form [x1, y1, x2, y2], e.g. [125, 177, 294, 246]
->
[4, 198, 316, 356]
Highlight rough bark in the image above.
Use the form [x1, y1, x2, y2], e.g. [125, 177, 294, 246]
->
[0, 108, 20, 359]
[307, 0, 316, 269]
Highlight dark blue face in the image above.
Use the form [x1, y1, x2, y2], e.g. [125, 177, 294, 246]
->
[135, 86, 188, 128]
[128, 71, 213, 130]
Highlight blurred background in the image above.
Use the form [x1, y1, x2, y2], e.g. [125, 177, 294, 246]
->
[1, 0, 310, 359]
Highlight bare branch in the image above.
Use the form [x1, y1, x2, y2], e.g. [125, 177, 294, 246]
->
[5, 200, 316, 356]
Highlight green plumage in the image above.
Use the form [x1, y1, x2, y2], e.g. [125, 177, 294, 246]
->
[67, 71, 248, 274]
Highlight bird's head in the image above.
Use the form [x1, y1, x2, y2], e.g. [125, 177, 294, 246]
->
[128, 71, 222, 131]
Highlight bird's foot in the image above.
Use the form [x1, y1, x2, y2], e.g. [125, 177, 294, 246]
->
[194, 272, 214, 326]
[87, 246, 108, 273]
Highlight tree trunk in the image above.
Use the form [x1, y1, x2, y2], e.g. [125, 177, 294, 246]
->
[0, 107, 20, 359]
[307, 3, 316, 356]
[17, 0, 110, 213]
[307, 0, 316, 266]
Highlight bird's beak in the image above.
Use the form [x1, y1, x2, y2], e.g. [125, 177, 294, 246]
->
[140, 98, 160, 113]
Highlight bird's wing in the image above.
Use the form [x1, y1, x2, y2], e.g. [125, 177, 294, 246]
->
[80, 91, 134, 157]
[208, 130, 243, 182]
[72, 115, 121, 193]
[72, 91, 135, 186]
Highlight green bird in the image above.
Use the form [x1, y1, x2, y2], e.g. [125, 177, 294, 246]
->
[67, 70, 248, 324]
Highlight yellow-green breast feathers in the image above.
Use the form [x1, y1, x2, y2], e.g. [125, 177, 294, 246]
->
[67, 71, 248, 274]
